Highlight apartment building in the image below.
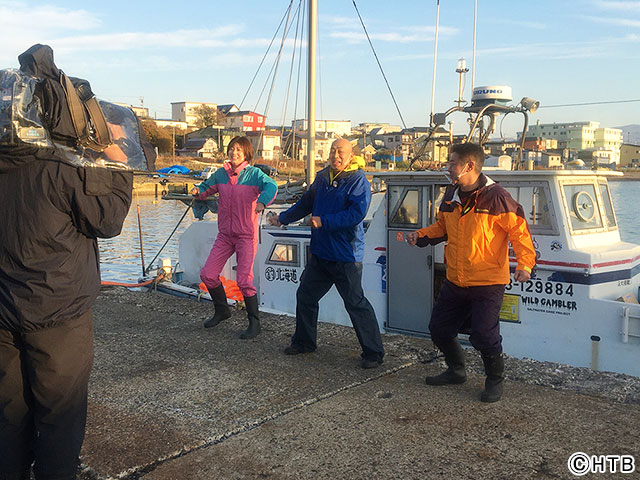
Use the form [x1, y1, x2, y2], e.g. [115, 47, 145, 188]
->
[291, 119, 351, 137]
[171, 101, 218, 127]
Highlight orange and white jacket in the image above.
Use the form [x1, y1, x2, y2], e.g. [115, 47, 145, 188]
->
[416, 174, 536, 287]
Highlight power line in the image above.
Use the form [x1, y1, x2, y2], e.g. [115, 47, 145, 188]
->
[540, 99, 640, 108]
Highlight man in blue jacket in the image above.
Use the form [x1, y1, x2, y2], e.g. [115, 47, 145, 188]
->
[269, 139, 384, 368]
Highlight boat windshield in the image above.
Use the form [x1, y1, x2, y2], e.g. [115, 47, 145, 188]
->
[502, 182, 558, 235]
[598, 181, 617, 229]
[558, 179, 618, 234]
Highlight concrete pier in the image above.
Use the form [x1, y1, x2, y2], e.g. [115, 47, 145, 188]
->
[81, 287, 640, 479]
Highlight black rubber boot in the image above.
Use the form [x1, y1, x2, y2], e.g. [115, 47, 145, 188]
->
[240, 295, 261, 339]
[425, 339, 467, 385]
[203, 284, 231, 328]
[481, 353, 505, 403]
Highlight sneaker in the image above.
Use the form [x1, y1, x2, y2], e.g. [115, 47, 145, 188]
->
[361, 358, 383, 369]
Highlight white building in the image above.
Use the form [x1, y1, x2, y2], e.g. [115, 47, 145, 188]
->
[152, 119, 188, 130]
[246, 130, 281, 160]
[292, 119, 351, 137]
[527, 121, 622, 163]
[171, 101, 218, 127]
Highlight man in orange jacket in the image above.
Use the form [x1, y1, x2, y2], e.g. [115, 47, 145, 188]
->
[407, 142, 535, 402]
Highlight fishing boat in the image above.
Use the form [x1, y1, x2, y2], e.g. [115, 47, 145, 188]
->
[146, 0, 640, 378]
[154, 135, 640, 379]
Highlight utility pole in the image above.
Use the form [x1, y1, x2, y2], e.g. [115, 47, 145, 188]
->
[172, 127, 175, 163]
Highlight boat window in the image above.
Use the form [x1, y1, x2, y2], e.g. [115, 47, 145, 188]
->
[562, 184, 604, 231]
[388, 186, 421, 227]
[431, 185, 447, 223]
[500, 182, 558, 235]
[266, 241, 299, 266]
[598, 181, 617, 228]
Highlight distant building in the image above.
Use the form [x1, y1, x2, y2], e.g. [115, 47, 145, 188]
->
[361, 144, 376, 163]
[283, 131, 333, 163]
[114, 103, 149, 118]
[355, 122, 402, 134]
[216, 104, 239, 115]
[187, 126, 238, 153]
[522, 137, 558, 151]
[246, 130, 281, 160]
[592, 148, 619, 166]
[130, 106, 149, 118]
[620, 143, 640, 167]
[484, 139, 520, 157]
[527, 121, 622, 151]
[526, 121, 599, 150]
[541, 152, 562, 168]
[222, 111, 266, 132]
[177, 137, 218, 158]
[171, 101, 218, 127]
[292, 119, 351, 137]
[526, 120, 622, 164]
[152, 119, 188, 130]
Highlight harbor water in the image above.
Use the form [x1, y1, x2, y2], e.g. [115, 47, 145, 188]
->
[99, 180, 640, 284]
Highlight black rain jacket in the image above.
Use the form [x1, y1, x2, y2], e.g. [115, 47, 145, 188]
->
[0, 146, 132, 331]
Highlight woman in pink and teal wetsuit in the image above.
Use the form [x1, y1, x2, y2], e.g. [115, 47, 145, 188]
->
[190, 136, 277, 339]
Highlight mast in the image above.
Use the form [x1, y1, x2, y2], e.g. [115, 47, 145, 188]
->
[306, 0, 317, 185]
[472, 0, 477, 91]
[429, 0, 440, 126]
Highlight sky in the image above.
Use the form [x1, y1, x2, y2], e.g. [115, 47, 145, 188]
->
[1, 0, 639, 138]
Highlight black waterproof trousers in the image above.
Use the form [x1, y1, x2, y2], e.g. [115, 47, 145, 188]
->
[0, 312, 93, 480]
[429, 279, 506, 356]
[291, 255, 384, 362]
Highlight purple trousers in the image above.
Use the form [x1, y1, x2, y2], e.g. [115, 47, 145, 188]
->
[429, 279, 506, 356]
[200, 232, 257, 297]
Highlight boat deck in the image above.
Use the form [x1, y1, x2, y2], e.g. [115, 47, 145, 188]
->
[81, 287, 640, 479]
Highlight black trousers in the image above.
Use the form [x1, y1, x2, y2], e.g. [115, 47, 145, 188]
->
[429, 279, 506, 356]
[292, 255, 384, 361]
[0, 312, 94, 480]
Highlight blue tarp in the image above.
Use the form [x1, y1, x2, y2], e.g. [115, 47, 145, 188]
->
[157, 165, 191, 175]
[372, 153, 403, 162]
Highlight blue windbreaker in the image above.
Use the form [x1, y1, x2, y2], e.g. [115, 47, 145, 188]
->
[278, 164, 371, 262]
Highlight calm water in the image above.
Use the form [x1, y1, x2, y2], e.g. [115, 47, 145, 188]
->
[609, 181, 639, 242]
[99, 181, 640, 283]
[99, 197, 199, 283]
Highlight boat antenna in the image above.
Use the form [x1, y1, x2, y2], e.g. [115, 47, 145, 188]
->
[472, 0, 477, 92]
[429, 0, 440, 127]
[352, 0, 407, 130]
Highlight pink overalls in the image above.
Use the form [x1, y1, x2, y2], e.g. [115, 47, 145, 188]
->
[196, 161, 277, 297]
